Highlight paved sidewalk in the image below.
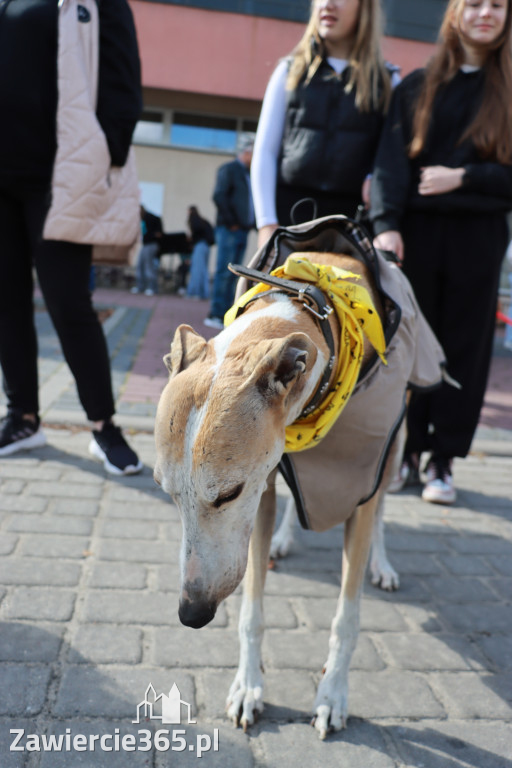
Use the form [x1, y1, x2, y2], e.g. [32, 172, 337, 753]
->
[0, 289, 511, 767]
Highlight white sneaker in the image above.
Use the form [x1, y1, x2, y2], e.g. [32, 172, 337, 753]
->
[387, 454, 420, 493]
[422, 456, 456, 505]
[203, 316, 224, 330]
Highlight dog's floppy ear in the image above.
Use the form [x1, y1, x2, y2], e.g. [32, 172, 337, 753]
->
[164, 324, 207, 376]
[247, 332, 317, 399]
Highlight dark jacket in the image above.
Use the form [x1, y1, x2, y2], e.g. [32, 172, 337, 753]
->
[212, 158, 254, 230]
[0, 0, 141, 183]
[142, 210, 163, 247]
[370, 68, 512, 235]
[189, 212, 215, 245]
[278, 58, 392, 199]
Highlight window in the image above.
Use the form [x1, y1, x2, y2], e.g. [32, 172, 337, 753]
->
[170, 113, 238, 151]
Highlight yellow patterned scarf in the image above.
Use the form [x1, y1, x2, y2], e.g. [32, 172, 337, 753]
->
[224, 257, 387, 452]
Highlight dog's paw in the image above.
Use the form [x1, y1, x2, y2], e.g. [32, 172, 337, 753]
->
[312, 674, 348, 740]
[226, 670, 264, 732]
[270, 528, 294, 559]
[370, 556, 400, 591]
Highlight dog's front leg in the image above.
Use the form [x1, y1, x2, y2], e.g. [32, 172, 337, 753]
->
[313, 494, 378, 740]
[227, 474, 276, 731]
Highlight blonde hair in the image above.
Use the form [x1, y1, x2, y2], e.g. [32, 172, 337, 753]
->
[410, 0, 512, 163]
[286, 0, 391, 112]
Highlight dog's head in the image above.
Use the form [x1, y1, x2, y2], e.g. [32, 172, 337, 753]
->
[155, 315, 320, 628]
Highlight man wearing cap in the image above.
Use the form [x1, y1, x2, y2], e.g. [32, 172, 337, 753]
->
[204, 139, 255, 329]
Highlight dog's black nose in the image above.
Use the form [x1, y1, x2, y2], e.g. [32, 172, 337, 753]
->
[179, 600, 216, 628]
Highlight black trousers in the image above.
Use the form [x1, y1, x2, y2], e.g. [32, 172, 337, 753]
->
[402, 209, 507, 459]
[0, 182, 115, 422]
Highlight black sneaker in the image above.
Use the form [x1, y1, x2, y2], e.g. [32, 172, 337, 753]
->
[89, 422, 143, 475]
[0, 411, 46, 457]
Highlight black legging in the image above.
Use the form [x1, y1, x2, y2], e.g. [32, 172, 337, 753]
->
[0, 181, 115, 422]
[401, 209, 507, 459]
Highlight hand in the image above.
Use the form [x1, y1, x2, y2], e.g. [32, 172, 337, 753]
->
[257, 224, 278, 249]
[361, 176, 372, 208]
[229, 225, 240, 232]
[418, 166, 465, 196]
[373, 230, 404, 265]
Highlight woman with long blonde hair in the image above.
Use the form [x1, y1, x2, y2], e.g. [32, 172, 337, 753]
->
[371, 0, 512, 504]
[251, 0, 398, 247]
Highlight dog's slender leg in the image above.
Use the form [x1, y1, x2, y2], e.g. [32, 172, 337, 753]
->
[313, 494, 378, 740]
[369, 492, 400, 590]
[270, 496, 296, 559]
[227, 474, 277, 731]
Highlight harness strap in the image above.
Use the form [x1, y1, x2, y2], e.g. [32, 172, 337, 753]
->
[228, 262, 337, 419]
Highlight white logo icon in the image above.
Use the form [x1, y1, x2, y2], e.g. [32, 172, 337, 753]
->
[133, 683, 196, 725]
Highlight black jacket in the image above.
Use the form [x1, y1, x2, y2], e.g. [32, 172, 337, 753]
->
[212, 159, 254, 230]
[0, 0, 141, 183]
[278, 59, 392, 199]
[142, 210, 163, 247]
[370, 68, 512, 235]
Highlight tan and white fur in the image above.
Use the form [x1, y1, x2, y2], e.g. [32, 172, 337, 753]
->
[154, 251, 400, 739]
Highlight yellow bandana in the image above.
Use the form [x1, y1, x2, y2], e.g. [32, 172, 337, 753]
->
[224, 257, 387, 452]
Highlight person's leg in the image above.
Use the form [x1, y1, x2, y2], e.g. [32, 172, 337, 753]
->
[209, 226, 235, 320]
[0, 186, 39, 415]
[223, 229, 248, 311]
[505, 271, 512, 348]
[146, 243, 159, 294]
[201, 244, 211, 300]
[186, 242, 202, 297]
[134, 246, 145, 292]
[426, 213, 507, 459]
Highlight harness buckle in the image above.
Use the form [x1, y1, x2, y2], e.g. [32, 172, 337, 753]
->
[302, 300, 334, 321]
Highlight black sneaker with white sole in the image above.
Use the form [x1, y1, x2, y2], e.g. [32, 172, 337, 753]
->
[89, 422, 143, 475]
[0, 411, 46, 456]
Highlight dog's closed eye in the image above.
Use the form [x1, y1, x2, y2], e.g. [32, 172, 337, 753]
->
[213, 483, 244, 508]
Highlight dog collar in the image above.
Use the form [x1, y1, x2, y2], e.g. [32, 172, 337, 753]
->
[225, 257, 387, 452]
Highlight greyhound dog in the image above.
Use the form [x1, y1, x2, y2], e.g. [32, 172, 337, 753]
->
[154, 217, 444, 739]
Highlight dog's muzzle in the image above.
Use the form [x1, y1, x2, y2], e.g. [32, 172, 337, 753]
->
[178, 599, 217, 629]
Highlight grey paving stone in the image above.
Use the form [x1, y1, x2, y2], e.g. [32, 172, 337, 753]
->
[68, 625, 143, 664]
[25, 481, 101, 499]
[0, 719, 35, 768]
[395, 604, 445, 633]
[387, 721, 512, 768]
[156, 564, 184, 591]
[6, 515, 93, 535]
[60, 469, 105, 485]
[447, 536, 512, 555]
[264, 570, 340, 598]
[0, 558, 81, 586]
[153, 627, 239, 668]
[363, 574, 432, 603]
[39, 723, 154, 768]
[52, 498, 100, 516]
[0, 480, 25, 494]
[492, 555, 512, 576]
[99, 519, 159, 539]
[293, 596, 407, 632]
[103, 500, 175, 521]
[0, 534, 18, 555]
[54, 667, 195, 718]
[475, 633, 512, 669]
[437, 553, 495, 576]
[225, 595, 297, 630]
[18, 534, 90, 559]
[385, 531, 451, 552]
[349, 670, 445, 719]
[88, 562, 148, 589]
[273, 549, 342, 574]
[377, 633, 487, 671]
[0, 495, 48, 513]
[429, 671, 512, 718]
[262, 629, 384, 672]
[437, 603, 512, 634]
[0, 465, 61, 481]
[487, 577, 512, 600]
[156, 723, 253, 768]
[3, 588, 76, 621]
[388, 552, 444, 576]
[98, 539, 176, 564]
[0, 621, 64, 662]
[0, 666, 51, 715]
[254, 720, 395, 768]
[422, 576, 499, 603]
[82, 590, 227, 628]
